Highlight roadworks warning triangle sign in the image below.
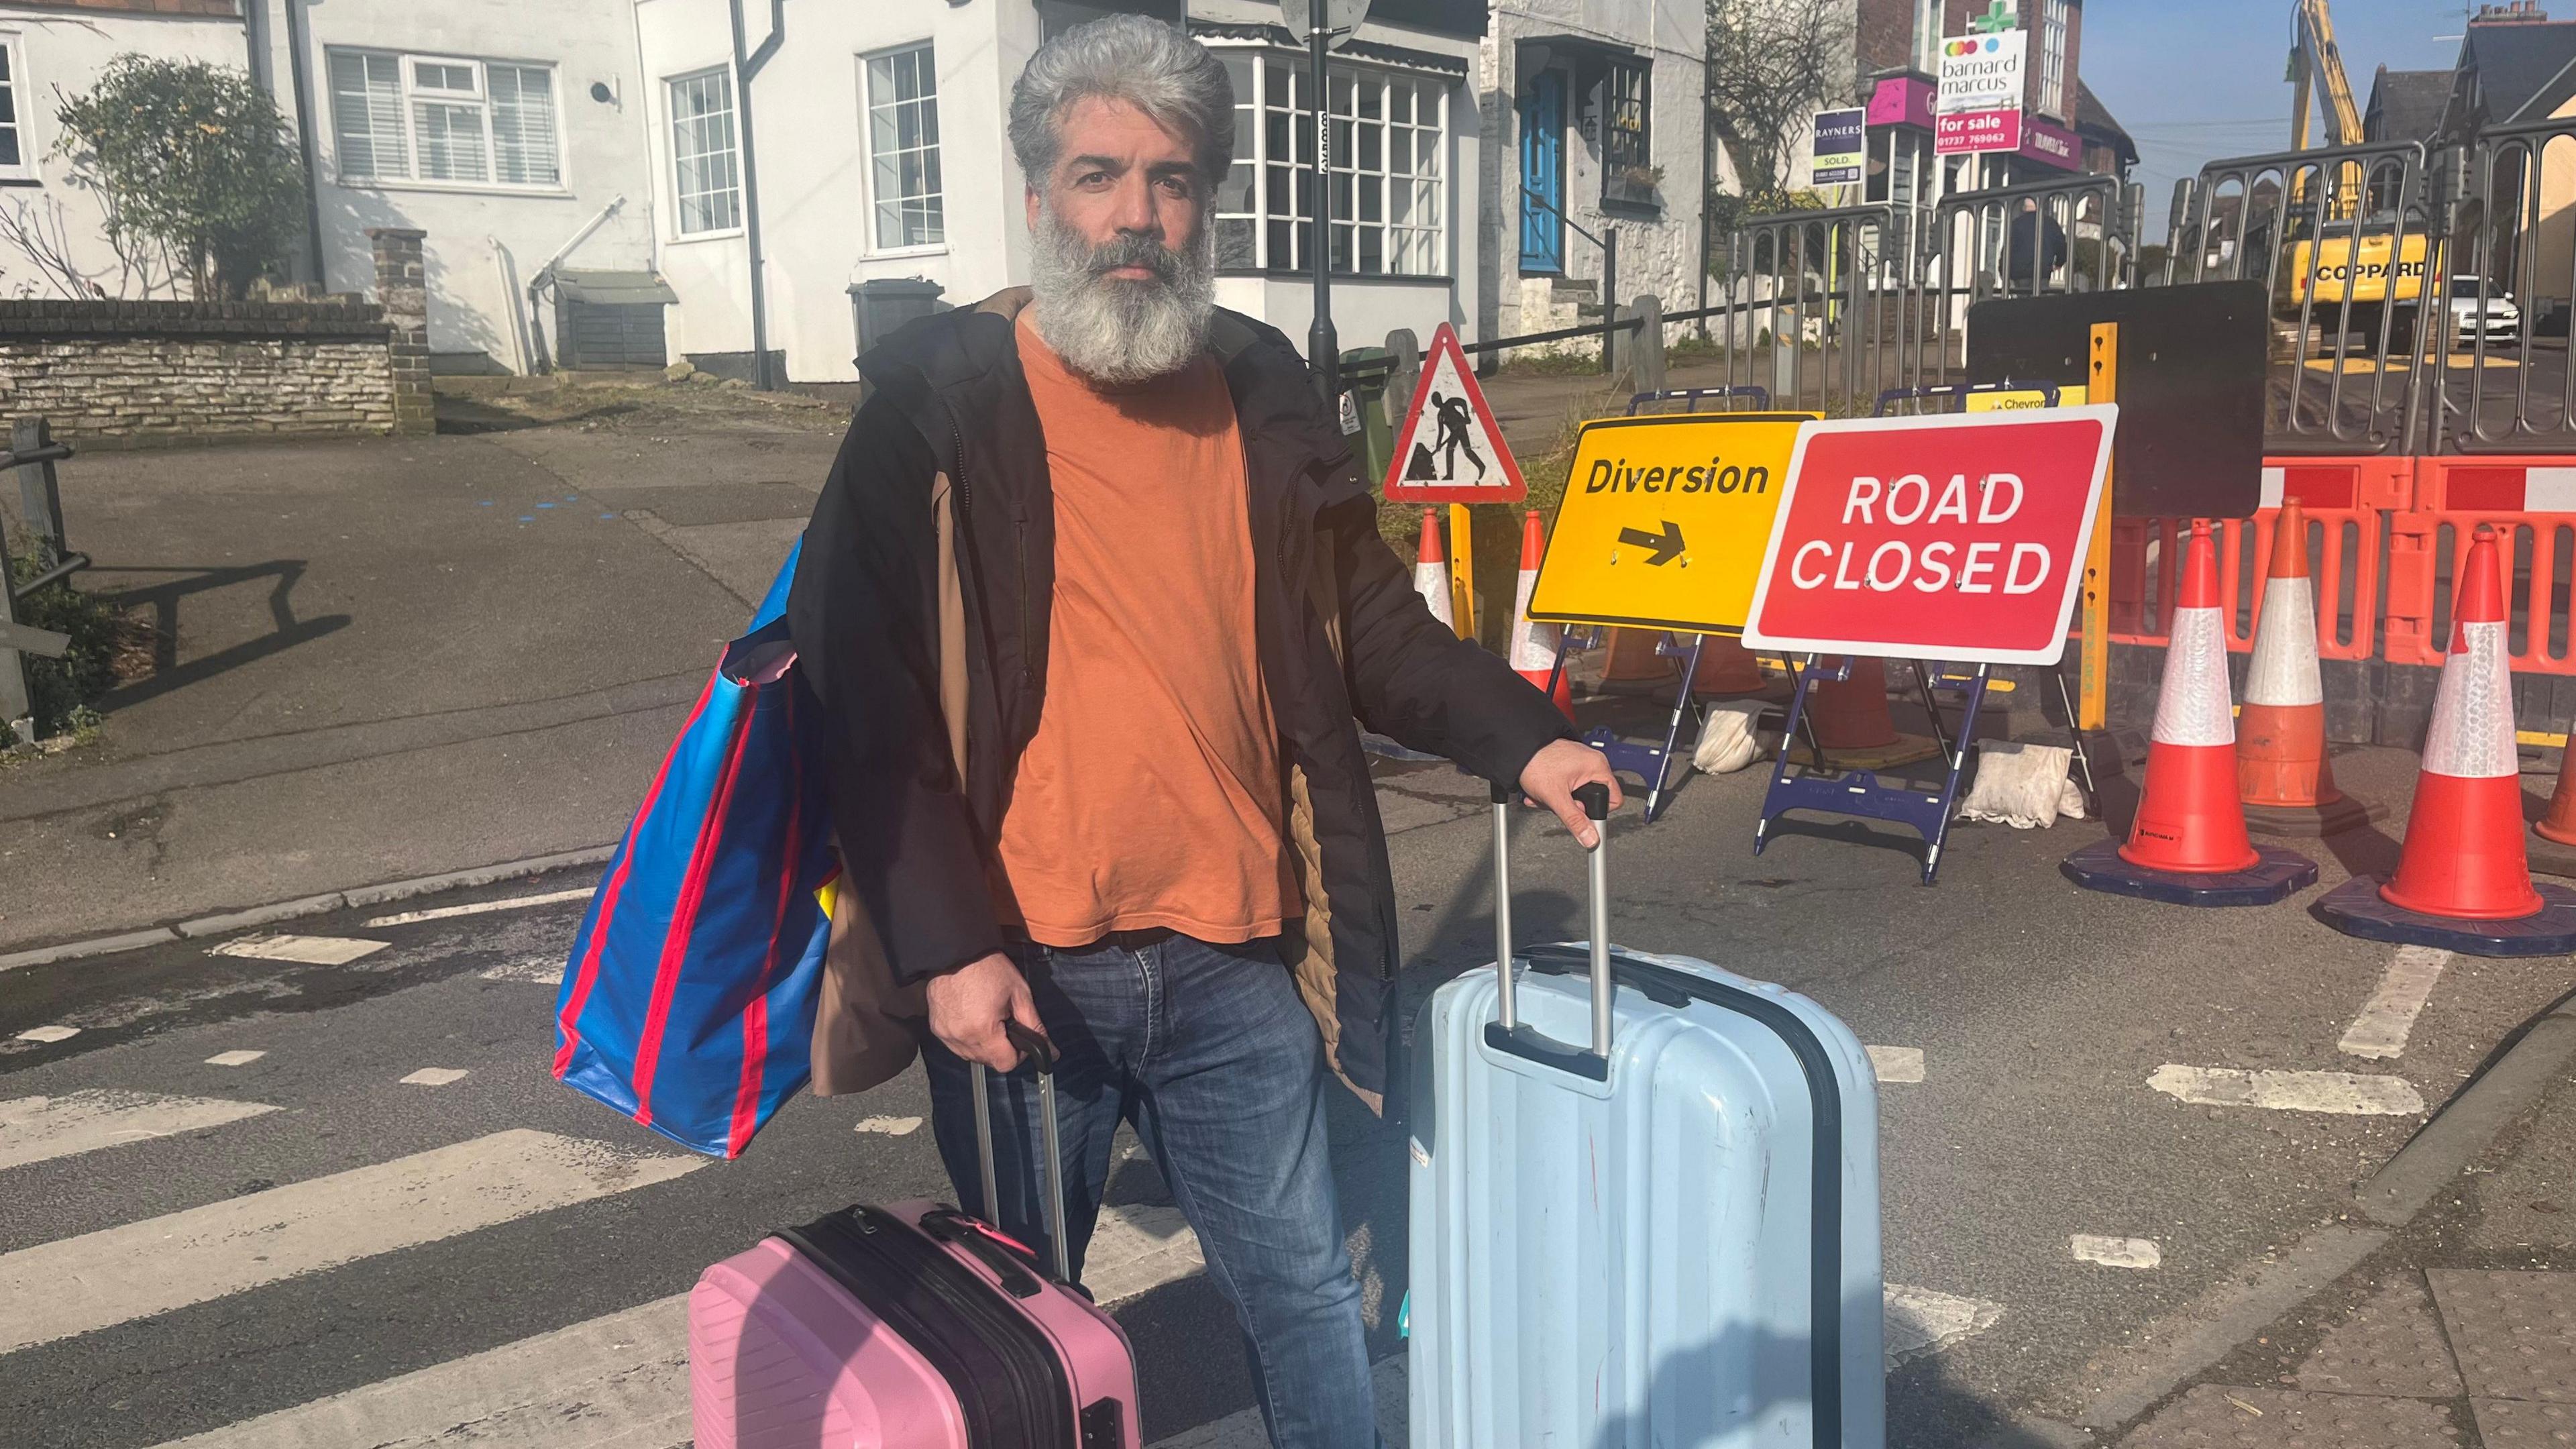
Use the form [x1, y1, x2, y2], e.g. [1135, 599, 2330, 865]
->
[1382, 323, 1525, 503]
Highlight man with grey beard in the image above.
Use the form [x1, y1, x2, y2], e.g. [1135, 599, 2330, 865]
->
[788, 17, 1615, 1445]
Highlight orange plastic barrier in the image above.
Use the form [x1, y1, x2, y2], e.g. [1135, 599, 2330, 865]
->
[2102, 458, 2408, 663]
[2385, 458, 2576, 675]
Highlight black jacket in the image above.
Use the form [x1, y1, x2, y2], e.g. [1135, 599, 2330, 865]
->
[786, 290, 1572, 1100]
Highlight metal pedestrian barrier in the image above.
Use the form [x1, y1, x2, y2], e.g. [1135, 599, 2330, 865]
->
[0, 417, 85, 741]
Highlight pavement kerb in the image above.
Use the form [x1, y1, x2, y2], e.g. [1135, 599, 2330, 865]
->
[2068, 987, 2576, 1436]
[0, 845, 615, 973]
[2352, 996, 2576, 1226]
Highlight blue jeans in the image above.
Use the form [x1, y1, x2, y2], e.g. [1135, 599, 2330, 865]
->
[921, 931, 1379, 1449]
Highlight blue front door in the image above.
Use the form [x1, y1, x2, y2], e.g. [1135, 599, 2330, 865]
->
[1519, 72, 1564, 274]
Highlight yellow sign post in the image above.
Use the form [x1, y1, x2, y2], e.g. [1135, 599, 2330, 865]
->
[1448, 502, 1477, 640]
[1525, 411, 1818, 633]
[2080, 323, 2118, 731]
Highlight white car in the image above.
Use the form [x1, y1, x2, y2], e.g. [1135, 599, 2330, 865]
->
[2448, 276, 2522, 347]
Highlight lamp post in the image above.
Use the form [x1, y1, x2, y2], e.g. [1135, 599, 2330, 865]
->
[1307, 0, 1338, 404]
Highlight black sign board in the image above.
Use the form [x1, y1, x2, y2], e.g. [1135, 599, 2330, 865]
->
[1966, 281, 2267, 519]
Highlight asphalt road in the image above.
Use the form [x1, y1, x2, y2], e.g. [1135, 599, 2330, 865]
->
[1, 734, 2560, 1448]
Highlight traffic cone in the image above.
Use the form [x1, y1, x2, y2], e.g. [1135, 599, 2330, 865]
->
[2318, 525, 2576, 953]
[2123, 519, 2259, 875]
[1508, 511, 1574, 718]
[2237, 500, 2373, 836]
[2062, 520, 2317, 906]
[1809, 657, 1900, 751]
[1800, 657, 1939, 769]
[1599, 628, 1676, 684]
[1413, 508, 1454, 632]
[2536, 749, 2576, 847]
[2379, 525, 2542, 920]
[1690, 635, 1767, 694]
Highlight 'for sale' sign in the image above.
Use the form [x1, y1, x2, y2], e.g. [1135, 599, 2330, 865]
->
[1741, 408, 2118, 665]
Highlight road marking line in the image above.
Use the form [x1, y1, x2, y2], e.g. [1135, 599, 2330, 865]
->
[0, 1128, 700, 1355]
[13, 1024, 78, 1043]
[362, 888, 595, 929]
[207, 934, 386, 966]
[150, 1293, 690, 1448]
[203, 1051, 268, 1067]
[0, 1090, 278, 1173]
[399, 1068, 469, 1087]
[1866, 1045, 1925, 1083]
[853, 1115, 922, 1136]
[2148, 1065, 2425, 1116]
[2072, 1234, 2162, 1269]
[478, 956, 566, 985]
[158, 1202, 1211, 1448]
[1086, 1202, 1209, 1307]
[1884, 1283, 2006, 1367]
[2339, 946, 2451, 1060]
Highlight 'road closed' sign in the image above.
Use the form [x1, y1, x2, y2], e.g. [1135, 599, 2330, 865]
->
[1741, 407, 2118, 665]
[1523, 411, 1817, 634]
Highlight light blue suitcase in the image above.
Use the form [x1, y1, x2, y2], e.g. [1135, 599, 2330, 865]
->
[1407, 782, 1885, 1448]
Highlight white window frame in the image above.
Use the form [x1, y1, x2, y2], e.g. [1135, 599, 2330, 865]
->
[861, 42, 945, 258]
[665, 66, 745, 242]
[2037, 1, 2072, 122]
[0, 34, 36, 184]
[1209, 43, 1450, 280]
[325, 47, 566, 196]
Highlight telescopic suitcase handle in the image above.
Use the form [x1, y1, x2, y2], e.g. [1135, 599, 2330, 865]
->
[1485, 780, 1618, 1079]
[967, 1018, 1074, 1283]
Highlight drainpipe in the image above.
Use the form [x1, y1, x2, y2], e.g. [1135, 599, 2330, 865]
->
[241, 0, 271, 93]
[282, 0, 328, 290]
[730, 0, 786, 390]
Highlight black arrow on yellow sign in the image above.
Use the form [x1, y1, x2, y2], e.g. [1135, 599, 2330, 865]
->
[1617, 521, 1686, 566]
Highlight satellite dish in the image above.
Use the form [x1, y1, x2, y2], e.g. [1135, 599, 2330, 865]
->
[1279, 0, 1373, 49]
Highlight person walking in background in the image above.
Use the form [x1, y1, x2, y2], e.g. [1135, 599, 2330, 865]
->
[787, 15, 1616, 1448]
[2008, 196, 2069, 293]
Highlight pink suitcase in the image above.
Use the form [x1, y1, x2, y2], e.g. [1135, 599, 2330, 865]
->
[689, 1026, 1141, 1448]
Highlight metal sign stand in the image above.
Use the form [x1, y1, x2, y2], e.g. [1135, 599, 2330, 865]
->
[0, 419, 80, 741]
[1756, 656, 1992, 883]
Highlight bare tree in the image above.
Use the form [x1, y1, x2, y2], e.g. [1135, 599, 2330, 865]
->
[1706, 0, 1849, 202]
[0, 186, 179, 301]
[0, 195, 101, 299]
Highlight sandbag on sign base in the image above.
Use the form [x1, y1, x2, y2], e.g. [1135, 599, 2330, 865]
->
[1956, 742, 2087, 830]
[1693, 700, 1774, 775]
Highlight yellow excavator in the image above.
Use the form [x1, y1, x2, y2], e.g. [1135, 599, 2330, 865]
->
[2275, 0, 2431, 347]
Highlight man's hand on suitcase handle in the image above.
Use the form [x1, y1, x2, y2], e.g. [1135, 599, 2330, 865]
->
[925, 951, 1051, 1073]
[1518, 739, 1622, 848]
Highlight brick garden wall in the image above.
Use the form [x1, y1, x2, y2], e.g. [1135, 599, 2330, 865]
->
[0, 299, 417, 446]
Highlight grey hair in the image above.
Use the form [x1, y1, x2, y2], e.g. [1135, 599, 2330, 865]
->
[1008, 15, 1236, 193]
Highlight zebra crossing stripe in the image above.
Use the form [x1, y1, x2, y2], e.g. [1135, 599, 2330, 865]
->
[138, 1199, 1209, 1444]
[0, 1129, 700, 1356]
[0, 1090, 278, 1173]
[150, 1293, 690, 1449]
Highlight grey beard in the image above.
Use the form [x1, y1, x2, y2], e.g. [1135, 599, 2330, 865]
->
[1026, 206, 1216, 386]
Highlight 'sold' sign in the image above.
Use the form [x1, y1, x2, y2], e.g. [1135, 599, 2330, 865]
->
[1741, 408, 2117, 665]
[1524, 411, 1817, 635]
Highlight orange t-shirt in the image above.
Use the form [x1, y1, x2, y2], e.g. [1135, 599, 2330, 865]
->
[994, 311, 1298, 948]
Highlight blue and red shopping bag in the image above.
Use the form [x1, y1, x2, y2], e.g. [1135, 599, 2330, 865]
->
[552, 545, 837, 1157]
